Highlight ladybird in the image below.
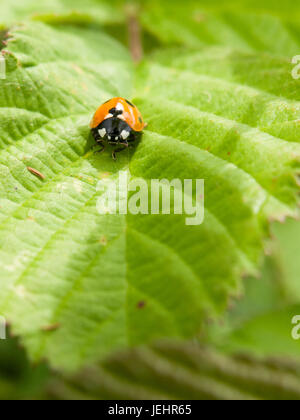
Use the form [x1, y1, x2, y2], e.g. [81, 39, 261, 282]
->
[90, 97, 146, 160]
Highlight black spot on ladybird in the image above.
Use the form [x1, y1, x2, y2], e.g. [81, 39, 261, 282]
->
[109, 107, 123, 116]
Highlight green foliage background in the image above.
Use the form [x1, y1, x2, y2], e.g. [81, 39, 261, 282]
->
[0, 0, 300, 399]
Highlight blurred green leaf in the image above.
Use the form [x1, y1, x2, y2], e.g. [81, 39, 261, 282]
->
[141, 0, 300, 55]
[0, 336, 49, 400]
[59, 341, 300, 400]
[206, 219, 300, 359]
[5, 337, 300, 400]
[0, 0, 123, 26]
[2, 0, 300, 57]
[272, 220, 300, 302]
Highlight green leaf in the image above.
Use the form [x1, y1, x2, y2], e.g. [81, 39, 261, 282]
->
[3, 336, 300, 400]
[0, 22, 134, 370]
[0, 336, 49, 400]
[207, 219, 300, 358]
[141, 0, 300, 55]
[272, 220, 300, 302]
[61, 341, 300, 400]
[3, 0, 300, 58]
[0, 0, 122, 26]
[0, 20, 299, 371]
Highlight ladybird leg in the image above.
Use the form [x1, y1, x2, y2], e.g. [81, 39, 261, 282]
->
[93, 142, 105, 155]
[112, 143, 128, 160]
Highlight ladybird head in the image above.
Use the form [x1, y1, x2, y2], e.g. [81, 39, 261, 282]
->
[96, 116, 132, 144]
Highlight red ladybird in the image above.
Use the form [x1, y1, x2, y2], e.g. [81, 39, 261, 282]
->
[90, 97, 146, 160]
